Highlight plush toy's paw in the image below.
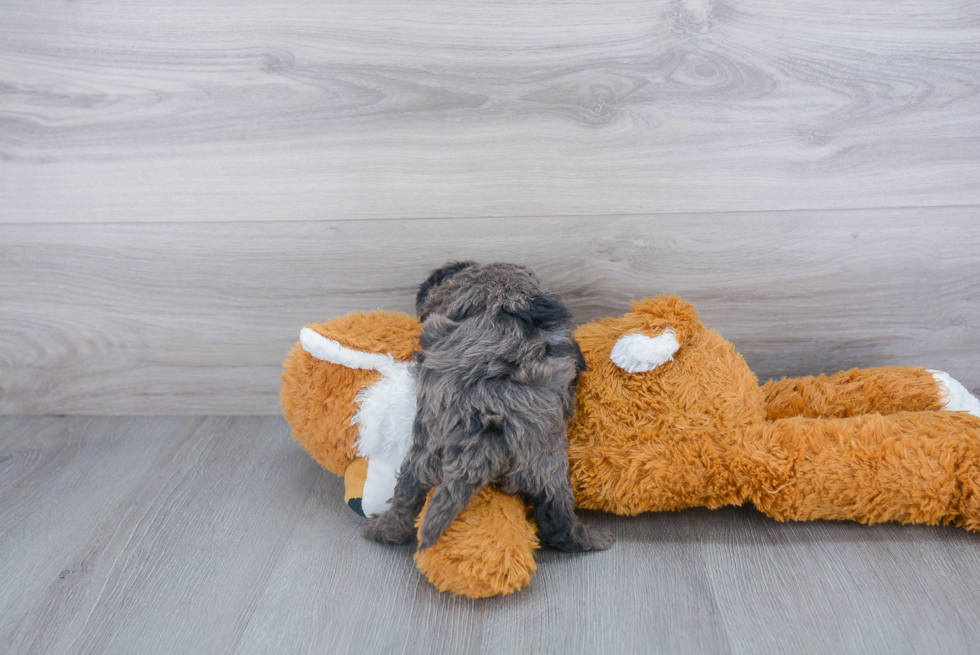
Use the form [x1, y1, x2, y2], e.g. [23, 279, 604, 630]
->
[545, 523, 615, 552]
[360, 512, 417, 545]
[930, 370, 980, 418]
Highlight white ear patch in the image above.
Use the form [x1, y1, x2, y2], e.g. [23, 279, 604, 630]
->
[929, 370, 980, 418]
[610, 328, 680, 373]
[299, 327, 398, 374]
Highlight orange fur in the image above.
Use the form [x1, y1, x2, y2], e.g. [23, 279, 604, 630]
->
[415, 487, 539, 598]
[762, 367, 944, 420]
[282, 296, 980, 598]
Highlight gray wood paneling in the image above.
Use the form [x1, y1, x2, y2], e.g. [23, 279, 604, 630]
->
[2, 208, 978, 414]
[4, 416, 980, 654]
[2, 0, 980, 224]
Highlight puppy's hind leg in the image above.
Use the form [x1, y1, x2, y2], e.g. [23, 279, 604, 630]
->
[418, 475, 477, 550]
[516, 452, 615, 552]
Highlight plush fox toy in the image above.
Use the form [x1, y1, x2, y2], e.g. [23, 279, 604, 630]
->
[282, 296, 980, 598]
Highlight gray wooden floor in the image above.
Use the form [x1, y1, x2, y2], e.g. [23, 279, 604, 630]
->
[3, 416, 980, 654]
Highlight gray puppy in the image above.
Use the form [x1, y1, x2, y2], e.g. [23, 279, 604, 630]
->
[361, 261, 615, 552]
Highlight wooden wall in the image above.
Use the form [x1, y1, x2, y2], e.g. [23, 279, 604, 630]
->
[2, 0, 979, 414]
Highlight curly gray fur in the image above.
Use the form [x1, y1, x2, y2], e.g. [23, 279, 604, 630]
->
[361, 262, 615, 552]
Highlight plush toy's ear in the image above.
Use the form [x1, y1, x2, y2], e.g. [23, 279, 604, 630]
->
[300, 327, 400, 374]
[627, 295, 700, 341]
[606, 296, 698, 373]
[610, 328, 680, 373]
[305, 310, 422, 363]
[573, 294, 699, 376]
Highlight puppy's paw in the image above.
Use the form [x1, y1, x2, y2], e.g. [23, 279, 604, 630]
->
[572, 524, 615, 552]
[360, 513, 417, 545]
[546, 523, 615, 552]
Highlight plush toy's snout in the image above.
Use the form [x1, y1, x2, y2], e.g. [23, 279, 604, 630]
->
[343, 457, 369, 516]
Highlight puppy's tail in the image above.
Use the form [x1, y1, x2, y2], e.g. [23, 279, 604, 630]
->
[418, 476, 477, 550]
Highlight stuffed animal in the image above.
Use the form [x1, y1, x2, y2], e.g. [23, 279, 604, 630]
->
[281, 296, 980, 598]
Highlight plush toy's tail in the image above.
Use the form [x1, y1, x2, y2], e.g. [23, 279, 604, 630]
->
[418, 477, 479, 550]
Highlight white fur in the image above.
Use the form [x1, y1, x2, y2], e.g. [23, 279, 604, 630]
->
[299, 327, 399, 374]
[353, 363, 416, 465]
[361, 457, 399, 518]
[610, 328, 680, 373]
[347, 359, 417, 515]
[929, 370, 980, 418]
[352, 367, 416, 514]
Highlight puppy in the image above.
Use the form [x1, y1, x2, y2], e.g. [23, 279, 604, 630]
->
[361, 261, 615, 552]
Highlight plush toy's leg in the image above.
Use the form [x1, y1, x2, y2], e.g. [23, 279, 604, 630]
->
[761, 366, 949, 420]
[414, 487, 539, 598]
[929, 370, 980, 417]
[750, 411, 980, 531]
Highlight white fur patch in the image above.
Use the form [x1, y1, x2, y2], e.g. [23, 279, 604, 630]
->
[353, 365, 417, 514]
[610, 328, 680, 373]
[361, 457, 399, 518]
[299, 327, 399, 375]
[929, 370, 980, 418]
[353, 364, 416, 464]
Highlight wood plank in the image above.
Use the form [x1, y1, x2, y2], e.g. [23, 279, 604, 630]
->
[2, 416, 321, 654]
[2, 207, 978, 414]
[6, 417, 980, 653]
[235, 489, 731, 654]
[2, 0, 980, 223]
[703, 507, 980, 654]
[0, 417, 191, 643]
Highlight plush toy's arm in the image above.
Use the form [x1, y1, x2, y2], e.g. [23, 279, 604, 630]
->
[761, 366, 947, 420]
[761, 367, 980, 420]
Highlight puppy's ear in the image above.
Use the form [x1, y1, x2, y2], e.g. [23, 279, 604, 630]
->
[416, 261, 476, 317]
[515, 290, 572, 330]
[571, 339, 587, 375]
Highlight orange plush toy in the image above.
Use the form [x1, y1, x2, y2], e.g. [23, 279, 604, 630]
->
[281, 296, 980, 598]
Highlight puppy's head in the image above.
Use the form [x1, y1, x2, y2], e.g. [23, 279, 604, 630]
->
[417, 261, 558, 324]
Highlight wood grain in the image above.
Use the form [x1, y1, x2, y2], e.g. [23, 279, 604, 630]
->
[2, 208, 979, 414]
[1, 416, 321, 654]
[4, 416, 980, 654]
[2, 0, 980, 223]
[0, 417, 185, 641]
